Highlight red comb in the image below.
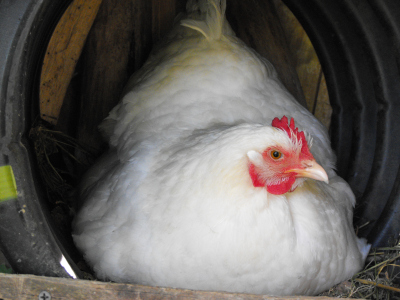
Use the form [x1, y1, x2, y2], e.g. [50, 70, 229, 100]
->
[271, 116, 313, 159]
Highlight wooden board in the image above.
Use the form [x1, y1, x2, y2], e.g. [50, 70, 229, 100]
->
[75, 0, 141, 153]
[0, 274, 364, 300]
[76, 0, 187, 153]
[40, 0, 103, 125]
[273, 0, 331, 129]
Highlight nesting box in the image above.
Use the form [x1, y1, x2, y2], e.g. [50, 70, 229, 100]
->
[1, 0, 400, 298]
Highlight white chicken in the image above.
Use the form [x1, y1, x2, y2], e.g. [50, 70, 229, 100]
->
[73, 0, 370, 296]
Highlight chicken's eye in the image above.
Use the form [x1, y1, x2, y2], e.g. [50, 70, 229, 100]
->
[270, 150, 282, 160]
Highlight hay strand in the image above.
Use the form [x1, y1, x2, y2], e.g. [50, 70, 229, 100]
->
[354, 278, 400, 293]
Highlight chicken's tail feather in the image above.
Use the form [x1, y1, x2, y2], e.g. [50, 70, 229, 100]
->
[357, 237, 371, 262]
[181, 0, 227, 41]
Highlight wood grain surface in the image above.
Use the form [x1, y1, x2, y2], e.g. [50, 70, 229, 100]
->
[0, 273, 364, 300]
[40, 0, 103, 125]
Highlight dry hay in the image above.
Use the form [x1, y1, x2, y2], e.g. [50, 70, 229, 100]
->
[29, 121, 95, 235]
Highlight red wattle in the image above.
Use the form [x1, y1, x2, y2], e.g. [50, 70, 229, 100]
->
[249, 164, 297, 195]
[249, 164, 265, 187]
[266, 176, 296, 195]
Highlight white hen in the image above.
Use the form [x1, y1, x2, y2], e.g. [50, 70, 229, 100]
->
[73, 0, 369, 296]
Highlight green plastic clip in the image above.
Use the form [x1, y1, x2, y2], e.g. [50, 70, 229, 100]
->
[0, 165, 18, 202]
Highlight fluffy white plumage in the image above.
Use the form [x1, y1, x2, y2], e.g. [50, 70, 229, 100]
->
[73, 0, 369, 295]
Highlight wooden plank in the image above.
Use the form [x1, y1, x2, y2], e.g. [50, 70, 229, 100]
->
[313, 73, 331, 129]
[0, 274, 364, 300]
[226, 0, 308, 109]
[152, 0, 180, 44]
[76, 0, 151, 153]
[76, 0, 186, 153]
[273, 0, 331, 128]
[40, 0, 103, 125]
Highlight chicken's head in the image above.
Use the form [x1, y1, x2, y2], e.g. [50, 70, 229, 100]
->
[247, 116, 328, 195]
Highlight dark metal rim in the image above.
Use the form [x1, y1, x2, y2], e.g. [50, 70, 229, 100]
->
[0, 0, 80, 278]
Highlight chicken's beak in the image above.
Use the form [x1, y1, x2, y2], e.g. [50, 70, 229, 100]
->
[285, 161, 329, 184]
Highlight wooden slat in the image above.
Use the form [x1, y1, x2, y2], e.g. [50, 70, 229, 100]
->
[40, 0, 103, 125]
[312, 73, 331, 129]
[76, 0, 187, 152]
[273, 0, 331, 128]
[76, 0, 152, 153]
[0, 274, 364, 300]
[152, 0, 179, 44]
